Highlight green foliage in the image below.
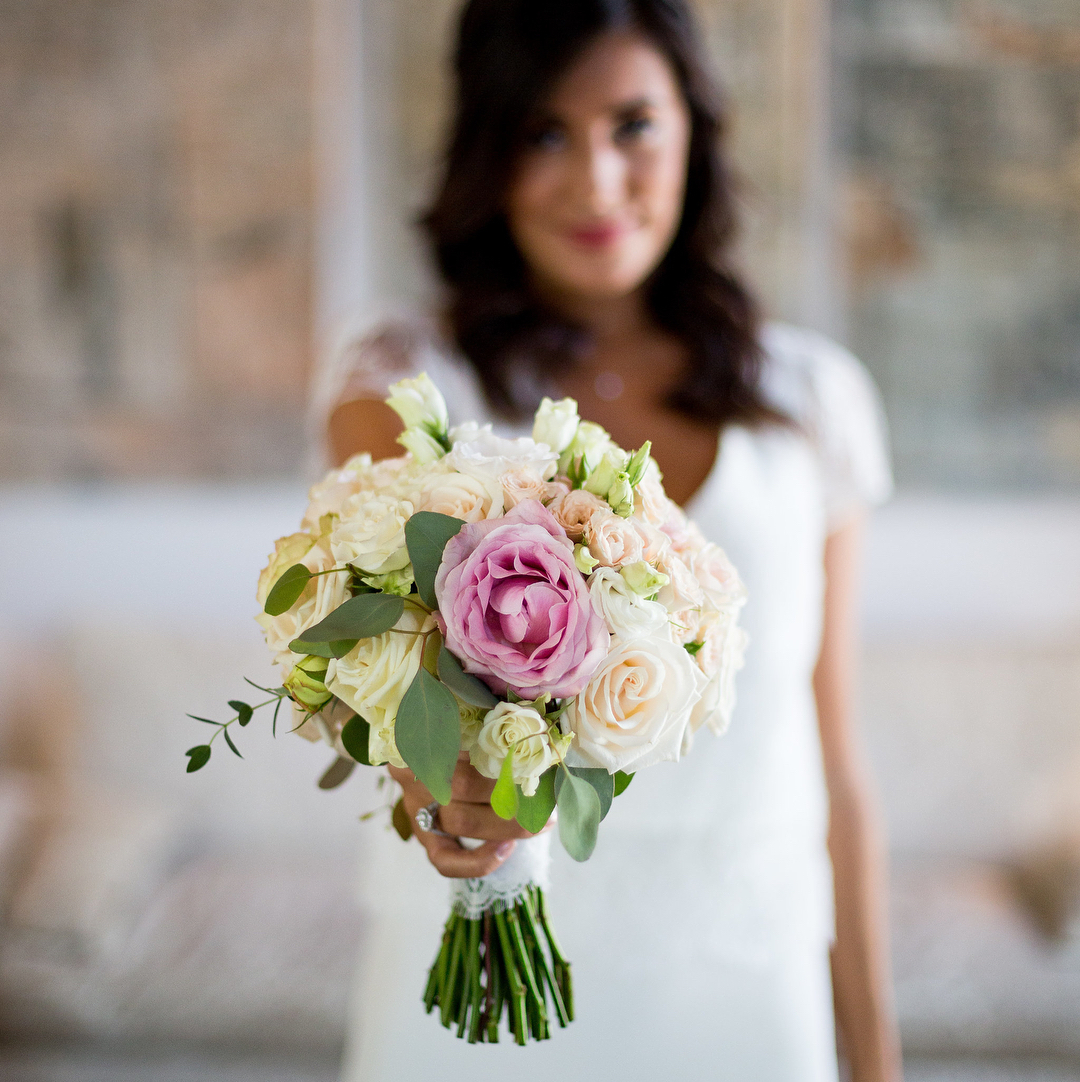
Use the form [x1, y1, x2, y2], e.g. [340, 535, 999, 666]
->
[340, 714, 372, 766]
[555, 766, 614, 821]
[437, 646, 498, 709]
[683, 640, 704, 657]
[185, 745, 212, 772]
[228, 700, 253, 726]
[222, 728, 243, 758]
[555, 767, 600, 861]
[299, 592, 404, 643]
[491, 744, 519, 820]
[405, 512, 466, 608]
[613, 770, 635, 797]
[288, 637, 358, 659]
[515, 767, 557, 833]
[264, 563, 312, 615]
[395, 668, 461, 805]
[318, 756, 356, 790]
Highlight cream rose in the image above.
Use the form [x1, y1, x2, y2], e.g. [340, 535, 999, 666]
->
[547, 488, 606, 541]
[686, 613, 748, 743]
[588, 567, 668, 638]
[655, 547, 705, 613]
[448, 426, 558, 483]
[326, 606, 436, 768]
[255, 534, 348, 670]
[471, 701, 564, 796]
[586, 507, 645, 568]
[565, 634, 706, 773]
[500, 468, 568, 509]
[420, 468, 504, 521]
[331, 492, 414, 575]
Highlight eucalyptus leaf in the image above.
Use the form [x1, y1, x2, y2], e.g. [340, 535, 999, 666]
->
[613, 770, 635, 797]
[299, 592, 404, 643]
[515, 767, 557, 834]
[264, 563, 312, 616]
[222, 728, 243, 758]
[228, 700, 253, 726]
[391, 796, 414, 841]
[288, 637, 358, 659]
[436, 646, 498, 708]
[490, 744, 518, 820]
[395, 668, 461, 805]
[569, 767, 614, 821]
[318, 756, 356, 790]
[556, 767, 601, 862]
[187, 715, 221, 727]
[340, 714, 372, 766]
[405, 512, 465, 608]
[185, 745, 211, 773]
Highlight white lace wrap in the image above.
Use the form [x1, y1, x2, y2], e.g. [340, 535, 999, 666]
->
[450, 832, 552, 919]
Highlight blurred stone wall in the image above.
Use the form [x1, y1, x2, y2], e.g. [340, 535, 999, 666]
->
[835, 0, 1080, 489]
[0, 0, 315, 481]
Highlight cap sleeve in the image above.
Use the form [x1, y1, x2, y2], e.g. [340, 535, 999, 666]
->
[760, 323, 893, 530]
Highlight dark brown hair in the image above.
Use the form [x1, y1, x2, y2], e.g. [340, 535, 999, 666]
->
[423, 0, 778, 427]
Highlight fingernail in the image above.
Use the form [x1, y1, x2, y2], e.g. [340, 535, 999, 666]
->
[495, 841, 514, 860]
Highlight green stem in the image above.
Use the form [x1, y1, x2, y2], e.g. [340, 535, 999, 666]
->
[441, 914, 466, 1029]
[493, 910, 527, 1046]
[520, 890, 569, 1027]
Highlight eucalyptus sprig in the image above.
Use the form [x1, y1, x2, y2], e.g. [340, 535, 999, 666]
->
[184, 679, 291, 772]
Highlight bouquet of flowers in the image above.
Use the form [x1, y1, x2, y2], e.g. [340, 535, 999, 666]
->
[185, 374, 746, 1045]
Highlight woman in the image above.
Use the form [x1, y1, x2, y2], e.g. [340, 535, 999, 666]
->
[320, 1, 901, 1079]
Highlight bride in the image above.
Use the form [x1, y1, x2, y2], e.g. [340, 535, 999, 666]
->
[319, 1, 901, 1079]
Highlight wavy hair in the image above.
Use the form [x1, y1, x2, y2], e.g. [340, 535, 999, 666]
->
[423, 0, 780, 427]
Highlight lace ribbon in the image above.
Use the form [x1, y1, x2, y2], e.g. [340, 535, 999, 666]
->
[449, 832, 552, 919]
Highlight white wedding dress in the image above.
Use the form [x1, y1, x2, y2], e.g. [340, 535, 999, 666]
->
[315, 313, 892, 1082]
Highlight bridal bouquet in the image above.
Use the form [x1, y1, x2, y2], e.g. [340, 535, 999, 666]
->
[185, 374, 746, 1045]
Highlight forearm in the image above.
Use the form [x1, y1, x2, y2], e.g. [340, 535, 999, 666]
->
[828, 773, 902, 1081]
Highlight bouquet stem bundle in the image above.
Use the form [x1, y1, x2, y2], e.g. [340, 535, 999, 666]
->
[423, 886, 573, 1044]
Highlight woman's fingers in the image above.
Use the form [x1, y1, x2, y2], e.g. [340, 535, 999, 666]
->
[451, 758, 496, 802]
[438, 800, 536, 840]
[420, 834, 516, 879]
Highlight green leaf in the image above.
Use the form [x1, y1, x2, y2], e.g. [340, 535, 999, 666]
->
[556, 767, 601, 861]
[222, 728, 243, 758]
[405, 512, 465, 608]
[187, 715, 222, 727]
[554, 766, 614, 821]
[298, 592, 404, 643]
[391, 796, 414, 841]
[613, 770, 635, 797]
[318, 756, 356, 790]
[436, 646, 498, 708]
[684, 640, 704, 657]
[288, 637, 358, 659]
[264, 563, 312, 616]
[228, 700, 253, 726]
[340, 714, 372, 766]
[490, 744, 518, 820]
[394, 668, 461, 805]
[185, 745, 212, 773]
[515, 767, 557, 833]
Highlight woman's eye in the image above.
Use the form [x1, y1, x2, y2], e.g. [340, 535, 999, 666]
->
[527, 125, 567, 151]
[614, 115, 653, 142]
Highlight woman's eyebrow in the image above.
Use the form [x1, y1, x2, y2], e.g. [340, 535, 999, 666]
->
[610, 96, 656, 116]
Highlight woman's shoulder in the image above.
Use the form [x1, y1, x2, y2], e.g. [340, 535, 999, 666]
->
[757, 321, 894, 526]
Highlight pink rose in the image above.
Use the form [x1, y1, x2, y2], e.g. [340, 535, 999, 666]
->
[434, 500, 608, 700]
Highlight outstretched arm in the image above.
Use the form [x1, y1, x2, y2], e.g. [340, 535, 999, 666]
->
[815, 516, 903, 1082]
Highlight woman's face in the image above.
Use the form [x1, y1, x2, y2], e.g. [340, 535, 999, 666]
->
[505, 32, 692, 305]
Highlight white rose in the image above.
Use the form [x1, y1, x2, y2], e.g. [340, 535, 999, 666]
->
[532, 396, 580, 453]
[693, 542, 748, 611]
[472, 701, 563, 796]
[588, 567, 668, 638]
[630, 518, 671, 564]
[564, 634, 706, 773]
[655, 547, 705, 613]
[326, 606, 436, 768]
[385, 372, 449, 436]
[448, 425, 558, 483]
[255, 534, 348, 669]
[547, 488, 607, 541]
[420, 468, 504, 521]
[587, 507, 645, 567]
[686, 614, 748, 744]
[330, 492, 414, 575]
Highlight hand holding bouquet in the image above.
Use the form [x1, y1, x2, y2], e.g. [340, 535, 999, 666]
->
[186, 374, 746, 1045]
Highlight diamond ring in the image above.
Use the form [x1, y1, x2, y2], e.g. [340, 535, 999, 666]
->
[415, 800, 452, 836]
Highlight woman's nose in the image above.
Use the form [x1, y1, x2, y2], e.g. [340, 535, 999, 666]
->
[576, 136, 627, 214]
